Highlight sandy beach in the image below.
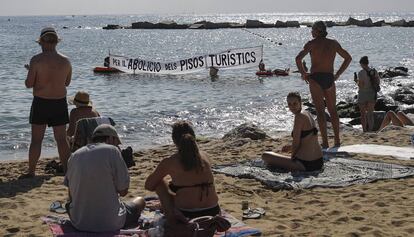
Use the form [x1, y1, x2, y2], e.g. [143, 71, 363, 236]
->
[1, 125, 414, 236]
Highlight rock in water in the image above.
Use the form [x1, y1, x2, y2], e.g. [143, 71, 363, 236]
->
[223, 123, 268, 140]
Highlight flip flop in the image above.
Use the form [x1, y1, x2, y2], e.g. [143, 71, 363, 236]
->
[50, 201, 67, 214]
[251, 207, 266, 216]
[242, 208, 262, 220]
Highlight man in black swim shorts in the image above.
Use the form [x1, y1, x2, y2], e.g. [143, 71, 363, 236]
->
[21, 27, 72, 178]
[295, 21, 352, 148]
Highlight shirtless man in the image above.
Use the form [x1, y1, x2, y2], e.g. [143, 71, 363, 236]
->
[21, 27, 72, 178]
[295, 21, 352, 148]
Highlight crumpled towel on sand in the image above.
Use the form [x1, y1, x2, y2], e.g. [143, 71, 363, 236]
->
[213, 158, 414, 190]
[326, 144, 414, 160]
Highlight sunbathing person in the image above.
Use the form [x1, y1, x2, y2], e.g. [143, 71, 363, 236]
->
[262, 92, 323, 171]
[67, 91, 100, 137]
[378, 111, 414, 131]
[273, 68, 290, 76]
[145, 121, 220, 221]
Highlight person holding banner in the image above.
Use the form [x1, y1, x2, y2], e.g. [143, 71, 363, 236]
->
[295, 21, 352, 148]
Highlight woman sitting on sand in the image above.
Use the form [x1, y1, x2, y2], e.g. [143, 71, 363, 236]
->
[67, 91, 100, 137]
[262, 92, 323, 171]
[145, 121, 220, 220]
[377, 111, 414, 131]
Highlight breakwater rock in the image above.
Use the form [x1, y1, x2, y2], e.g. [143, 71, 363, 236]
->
[102, 18, 414, 30]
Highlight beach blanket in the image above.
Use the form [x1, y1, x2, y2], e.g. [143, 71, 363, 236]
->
[72, 116, 116, 152]
[326, 144, 414, 160]
[42, 200, 261, 237]
[213, 158, 414, 190]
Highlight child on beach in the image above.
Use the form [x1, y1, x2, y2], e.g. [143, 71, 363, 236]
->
[262, 92, 323, 171]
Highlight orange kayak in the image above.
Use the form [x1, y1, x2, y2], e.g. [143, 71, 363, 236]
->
[93, 67, 120, 73]
[256, 70, 273, 76]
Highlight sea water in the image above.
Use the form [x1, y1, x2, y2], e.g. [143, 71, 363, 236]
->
[0, 12, 413, 161]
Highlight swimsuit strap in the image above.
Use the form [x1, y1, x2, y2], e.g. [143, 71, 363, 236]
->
[300, 127, 318, 138]
[169, 182, 213, 201]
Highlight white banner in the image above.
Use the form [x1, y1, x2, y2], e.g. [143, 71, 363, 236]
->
[109, 45, 263, 74]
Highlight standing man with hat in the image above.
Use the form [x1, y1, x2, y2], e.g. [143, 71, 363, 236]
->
[21, 27, 72, 178]
[295, 21, 352, 148]
[64, 124, 145, 232]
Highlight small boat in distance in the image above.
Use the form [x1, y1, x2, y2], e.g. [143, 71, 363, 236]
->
[93, 67, 121, 73]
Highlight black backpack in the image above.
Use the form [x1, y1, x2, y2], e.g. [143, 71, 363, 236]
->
[366, 68, 381, 92]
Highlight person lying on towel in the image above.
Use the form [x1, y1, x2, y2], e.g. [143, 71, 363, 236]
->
[262, 92, 324, 172]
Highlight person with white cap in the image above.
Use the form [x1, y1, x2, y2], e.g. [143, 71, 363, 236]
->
[67, 91, 100, 137]
[21, 27, 72, 178]
[64, 124, 145, 232]
[295, 21, 352, 148]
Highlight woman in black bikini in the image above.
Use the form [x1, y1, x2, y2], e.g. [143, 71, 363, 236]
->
[145, 121, 220, 220]
[262, 92, 324, 171]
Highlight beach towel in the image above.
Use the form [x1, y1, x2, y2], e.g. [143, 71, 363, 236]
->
[42, 199, 261, 237]
[72, 116, 116, 151]
[326, 144, 414, 160]
[213, 158, 414, 190]
[42, 215, 145, 237]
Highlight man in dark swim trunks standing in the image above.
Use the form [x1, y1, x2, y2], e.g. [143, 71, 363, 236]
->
[295, 21, 352, 148]
[21, 27, 72, 178]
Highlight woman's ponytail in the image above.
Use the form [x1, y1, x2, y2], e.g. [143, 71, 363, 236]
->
[172, 121, 203, 171]
[178, 133, 203, 171]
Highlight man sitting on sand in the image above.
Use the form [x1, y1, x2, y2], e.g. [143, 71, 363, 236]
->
[64, 124, 145, 232]
[21, 27, 72, 178]
[295, 21, 352, 148]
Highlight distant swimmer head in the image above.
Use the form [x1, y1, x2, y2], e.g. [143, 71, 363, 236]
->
[37, 27, 60, 44]
[209, 66, 219, 77]
[359, 56, 369, 65]
[258, 60, 266, 71]
[312, 21, 327, 37]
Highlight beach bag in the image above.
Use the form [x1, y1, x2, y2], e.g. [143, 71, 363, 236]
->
[164, 215, 231, 237]
[366, 68, 381, 92]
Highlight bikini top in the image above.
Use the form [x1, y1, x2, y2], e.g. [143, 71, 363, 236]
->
[300, 127, 318, 138]
[291, 112, 318, 138]
[291, 127, 318, 138]
[169, 182, 214, 201]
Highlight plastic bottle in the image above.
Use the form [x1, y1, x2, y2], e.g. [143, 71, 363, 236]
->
[150, 210, 164, 237]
